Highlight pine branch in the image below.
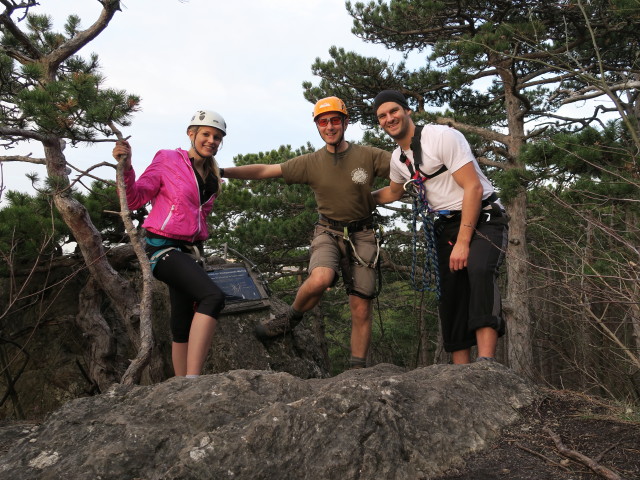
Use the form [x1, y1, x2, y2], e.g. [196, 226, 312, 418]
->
[44, 1, 122, 77]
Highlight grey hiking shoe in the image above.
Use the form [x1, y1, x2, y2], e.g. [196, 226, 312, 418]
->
[475, 356, 497, 363]
[255, 312, 301, 338]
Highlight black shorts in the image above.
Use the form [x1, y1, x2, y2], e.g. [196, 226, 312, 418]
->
[435, 214, 508, 352]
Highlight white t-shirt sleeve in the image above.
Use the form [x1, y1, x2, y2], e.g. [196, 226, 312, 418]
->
[389, 147, 410, 185]
[418, 125, 492, 211]
[425, 126, 475, 174]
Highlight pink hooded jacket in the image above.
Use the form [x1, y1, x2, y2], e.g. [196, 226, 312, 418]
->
[123, 148, 218, 242]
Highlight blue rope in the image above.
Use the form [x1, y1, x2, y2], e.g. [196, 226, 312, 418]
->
[408, 179, 441, 299]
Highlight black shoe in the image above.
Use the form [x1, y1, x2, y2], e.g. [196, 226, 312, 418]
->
[255, 313, 301, 338]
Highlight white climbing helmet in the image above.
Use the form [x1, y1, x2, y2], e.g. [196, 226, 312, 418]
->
[188, 110, 227, 136]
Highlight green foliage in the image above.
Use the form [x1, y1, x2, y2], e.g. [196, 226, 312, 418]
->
[518, 123, 638, 193]
[0, 179, 130, 269]
[0, 190, 69, 267]
[1, 10, 140, 145]
[209, 144, 318, 268]
[78, 180, 140, 245]
[306, 0, 640, 163]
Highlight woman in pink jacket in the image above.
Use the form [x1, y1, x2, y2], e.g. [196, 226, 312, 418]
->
[112, 110, 227, 378]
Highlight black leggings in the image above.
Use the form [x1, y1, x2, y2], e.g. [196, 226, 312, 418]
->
[152, 249, 225, 343]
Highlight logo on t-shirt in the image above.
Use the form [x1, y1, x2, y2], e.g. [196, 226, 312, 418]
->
[351, 168, 369, 185]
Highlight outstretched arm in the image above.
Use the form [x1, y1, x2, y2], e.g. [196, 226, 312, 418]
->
[223, 163, 283, 179]
[372, 181, 405, 204]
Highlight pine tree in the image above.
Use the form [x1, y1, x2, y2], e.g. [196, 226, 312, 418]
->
[302, 0, 640, 376]
[0, 1, 155, 387]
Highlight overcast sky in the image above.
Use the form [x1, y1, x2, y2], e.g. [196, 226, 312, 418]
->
[4, 0, 403, 195]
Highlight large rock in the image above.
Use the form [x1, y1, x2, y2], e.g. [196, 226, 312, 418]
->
[0, 250, 329, 419]
[0, 362, 537, 479]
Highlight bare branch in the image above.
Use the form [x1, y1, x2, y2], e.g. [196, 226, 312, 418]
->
[0, 1, 43, 62]
[108, 121, 155, 385]
[476, 156, 509, 169]
[0, 154, 45, 164]
[433, 116, 513, 147]
[544, 426, 624, 480]
[65, 160, 117, 189]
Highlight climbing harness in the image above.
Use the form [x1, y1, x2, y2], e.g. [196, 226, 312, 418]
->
[400, 125, 448, 298]
[147, 242, 204, 271]
[317, 213, 384, 298]
[401, 126, 505, 299]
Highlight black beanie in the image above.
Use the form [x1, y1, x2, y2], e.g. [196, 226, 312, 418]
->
[373, 90, 409, 114]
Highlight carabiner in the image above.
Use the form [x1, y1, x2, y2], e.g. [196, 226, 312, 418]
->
[403, 179, 421, 198]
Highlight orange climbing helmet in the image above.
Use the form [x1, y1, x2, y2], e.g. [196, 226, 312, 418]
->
[312, 96, 348, 120]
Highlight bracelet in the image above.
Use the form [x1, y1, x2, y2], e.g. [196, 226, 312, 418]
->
[219, 167, 225, 178]
[462, 223, 473, 228]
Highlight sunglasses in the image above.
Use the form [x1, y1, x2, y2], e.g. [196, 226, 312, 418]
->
[316, 116, 343, 127]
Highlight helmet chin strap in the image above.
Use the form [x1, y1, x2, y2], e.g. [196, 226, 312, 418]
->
[191, 138, 213, 160]
[329, 135, 344, 149]
[331, 120, 348, 164]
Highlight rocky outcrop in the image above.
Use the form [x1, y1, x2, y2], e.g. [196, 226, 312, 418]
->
[0, 362, 537, 479]
[0, 250, 329, 419]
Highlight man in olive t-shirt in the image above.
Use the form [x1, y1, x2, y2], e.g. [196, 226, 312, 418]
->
[222, 96, 390, 369]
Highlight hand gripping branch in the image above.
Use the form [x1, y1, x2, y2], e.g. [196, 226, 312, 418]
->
[109, 122, 156, 385]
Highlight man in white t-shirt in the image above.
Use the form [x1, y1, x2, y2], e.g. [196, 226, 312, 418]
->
[372, 90, 508, 364]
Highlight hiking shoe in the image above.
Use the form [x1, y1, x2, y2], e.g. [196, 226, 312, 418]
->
[349, 356, 367, 369]
[255, 313, 301, 338]
[475, 356, 497, 363]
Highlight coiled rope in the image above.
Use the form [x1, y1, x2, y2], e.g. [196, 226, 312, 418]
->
[405, 178, 441, 299]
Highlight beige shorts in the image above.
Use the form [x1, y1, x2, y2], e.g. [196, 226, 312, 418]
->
[308, 224, 379, 298]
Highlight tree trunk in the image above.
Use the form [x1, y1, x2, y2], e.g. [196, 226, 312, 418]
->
[628, 248, 640, 397]
[628, 209, 640, 372]
[42, 139, 162, 383]
[76, 276, 119, 392]
[496, 62, 535, 379]
[503, 190, 534, 378]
